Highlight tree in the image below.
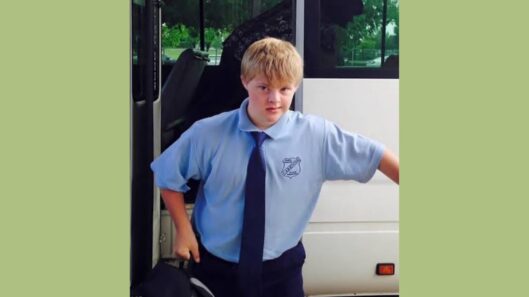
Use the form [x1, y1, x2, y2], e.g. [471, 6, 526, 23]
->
[341, 0, 399, 64]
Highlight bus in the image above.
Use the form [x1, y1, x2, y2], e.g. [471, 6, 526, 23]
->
[131, 0, 399, 295]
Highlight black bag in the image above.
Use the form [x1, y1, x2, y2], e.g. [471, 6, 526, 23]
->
[132, 261, 214, 297]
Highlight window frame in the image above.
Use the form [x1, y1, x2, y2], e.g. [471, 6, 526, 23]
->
[303, 0, 399, 79]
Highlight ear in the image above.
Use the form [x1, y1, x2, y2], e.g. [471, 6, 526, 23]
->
[241, 76, 249, 90]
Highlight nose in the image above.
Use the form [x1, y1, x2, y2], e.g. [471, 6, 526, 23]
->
[268, 90, 280, 103]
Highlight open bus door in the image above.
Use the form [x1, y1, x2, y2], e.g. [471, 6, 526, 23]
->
[130, 0, 161, 289]
[131, 0, 399, 295]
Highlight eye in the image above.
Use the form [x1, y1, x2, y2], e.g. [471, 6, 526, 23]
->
[281, 87, 291, 93]
[258, 85, 268, 91]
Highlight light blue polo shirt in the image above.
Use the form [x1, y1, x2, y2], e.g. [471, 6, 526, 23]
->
[151, 98, 384, 262]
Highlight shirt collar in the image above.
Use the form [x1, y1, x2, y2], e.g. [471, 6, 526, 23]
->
[237, 98, 291, 140]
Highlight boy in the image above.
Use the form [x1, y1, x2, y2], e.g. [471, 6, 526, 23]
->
[151, 37, 399, 297]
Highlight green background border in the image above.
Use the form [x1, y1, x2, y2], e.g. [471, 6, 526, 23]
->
[401, 0, 529, 296]
[2, 0, 529, 296]
[1, 1, 129, 295]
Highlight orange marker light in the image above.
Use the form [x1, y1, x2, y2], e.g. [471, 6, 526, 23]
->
[376, 263, 395, 275]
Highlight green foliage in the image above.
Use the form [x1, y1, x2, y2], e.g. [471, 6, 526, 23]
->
[340, 0, 399, 65]
[161, 23, 199, 49]
[162, 22, 231, 52]
[204, 27, 230, 51]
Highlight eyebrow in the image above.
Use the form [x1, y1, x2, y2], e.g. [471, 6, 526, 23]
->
[256, 79, 294, 88]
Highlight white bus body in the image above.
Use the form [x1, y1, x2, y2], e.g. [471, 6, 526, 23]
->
[301, 78, 399, 296]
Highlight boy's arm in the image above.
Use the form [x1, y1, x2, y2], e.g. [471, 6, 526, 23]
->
[160, 189, 201, 263]
[378, 149, 399, 184]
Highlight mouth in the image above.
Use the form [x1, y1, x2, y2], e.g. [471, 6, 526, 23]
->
[266, 107, 280, 112]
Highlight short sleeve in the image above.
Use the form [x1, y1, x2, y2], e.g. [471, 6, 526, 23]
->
[323, 120, 385, 182]
[150, 124, 202, 192]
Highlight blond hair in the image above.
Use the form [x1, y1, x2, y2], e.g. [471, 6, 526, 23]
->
[241, 37, 303, 87]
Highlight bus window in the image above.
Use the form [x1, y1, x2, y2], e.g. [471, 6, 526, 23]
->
[304, 0, 399, 78]
[161, 0, 285, 65]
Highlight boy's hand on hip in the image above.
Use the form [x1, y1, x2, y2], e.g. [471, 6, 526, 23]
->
[174, 226, 201, 263]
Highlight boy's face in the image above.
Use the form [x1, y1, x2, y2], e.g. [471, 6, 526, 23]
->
[242, 74, 298, 130]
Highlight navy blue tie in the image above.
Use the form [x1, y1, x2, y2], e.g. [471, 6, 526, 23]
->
[239, 131, 267, 297]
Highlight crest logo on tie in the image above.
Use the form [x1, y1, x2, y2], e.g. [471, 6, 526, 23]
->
[281, 157, 301, 178]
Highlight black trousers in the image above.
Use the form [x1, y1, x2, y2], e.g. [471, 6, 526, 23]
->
[190, 242, 306, 297]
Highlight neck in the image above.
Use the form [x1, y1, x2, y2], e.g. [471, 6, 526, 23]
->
[246, 106, 274, 130]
